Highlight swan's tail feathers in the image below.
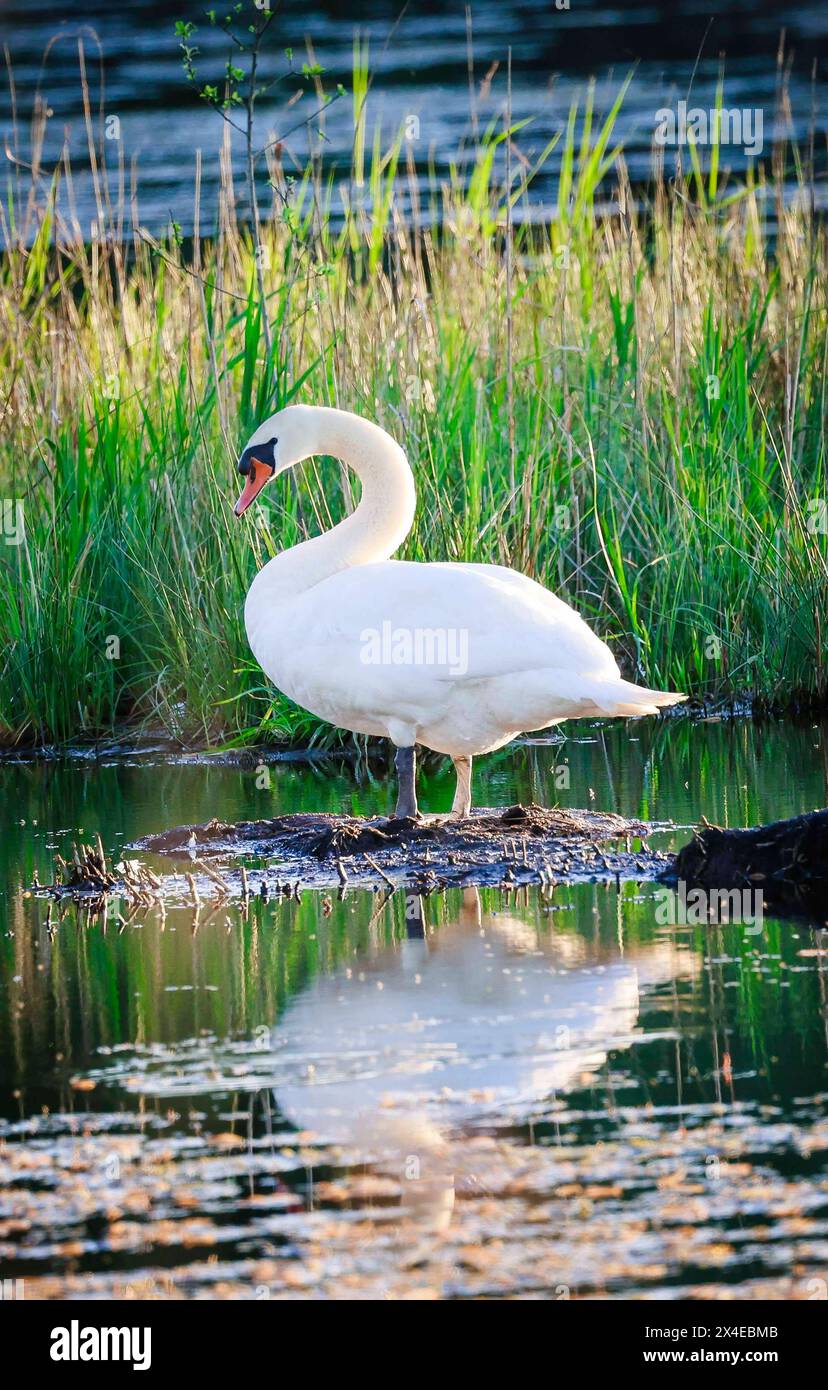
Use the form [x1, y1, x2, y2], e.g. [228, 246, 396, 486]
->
[585, 676, 687, 718]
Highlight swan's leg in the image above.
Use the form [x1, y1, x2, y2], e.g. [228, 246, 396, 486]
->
[449, 755, 473, 819]
[394, 745, 419, 819]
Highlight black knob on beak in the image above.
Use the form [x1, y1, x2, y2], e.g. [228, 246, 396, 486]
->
[238, 438, 277, 475]
[234, 438, 278, 517]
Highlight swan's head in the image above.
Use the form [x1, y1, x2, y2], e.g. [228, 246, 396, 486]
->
[234, 405, 318, 517]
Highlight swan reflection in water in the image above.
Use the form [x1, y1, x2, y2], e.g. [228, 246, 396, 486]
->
[270, 889, 696, 1230]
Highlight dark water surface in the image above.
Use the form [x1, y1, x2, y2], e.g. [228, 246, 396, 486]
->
[1, 0, 826, 239]
[1, 717, 828, 1298]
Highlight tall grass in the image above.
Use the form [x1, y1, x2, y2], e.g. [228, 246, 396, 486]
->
[0, 55, 826, 747]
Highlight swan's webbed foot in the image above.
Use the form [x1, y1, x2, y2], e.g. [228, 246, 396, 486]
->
[394, 745, 419, 819]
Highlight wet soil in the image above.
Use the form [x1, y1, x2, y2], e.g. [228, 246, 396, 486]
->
[134, 803, 670, 895]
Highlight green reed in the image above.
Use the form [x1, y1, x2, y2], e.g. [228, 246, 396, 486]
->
[0, 60, 825, 747]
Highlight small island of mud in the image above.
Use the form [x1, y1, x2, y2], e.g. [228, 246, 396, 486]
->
[137, 802, 669, 894]
[34, 805, 828, 924]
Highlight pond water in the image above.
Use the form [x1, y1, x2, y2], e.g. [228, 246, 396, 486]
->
[1, 716, 828, 1299]
[1, 0, 826, 239]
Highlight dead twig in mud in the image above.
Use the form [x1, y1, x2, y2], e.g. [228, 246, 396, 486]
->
[38, 839, 164, 909]
[362, 854, 397, 890]
[588, 840, 612, 871]
[193, 857, 231, 896]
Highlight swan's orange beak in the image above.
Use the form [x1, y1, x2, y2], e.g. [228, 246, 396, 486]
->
[234, 458, 274, 517]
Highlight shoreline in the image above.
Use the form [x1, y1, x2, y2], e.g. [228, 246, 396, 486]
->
[2, 698, 827, 762]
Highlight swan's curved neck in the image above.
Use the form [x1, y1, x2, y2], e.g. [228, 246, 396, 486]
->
[247, 409, 416, 621]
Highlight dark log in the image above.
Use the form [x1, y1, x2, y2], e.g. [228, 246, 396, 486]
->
[667, 807, 828, 921]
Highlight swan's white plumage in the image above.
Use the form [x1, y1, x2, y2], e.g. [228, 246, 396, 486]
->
[238, 405, 684, 763]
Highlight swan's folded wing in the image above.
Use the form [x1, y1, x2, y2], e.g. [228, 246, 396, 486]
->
[278, 560, 622, 685]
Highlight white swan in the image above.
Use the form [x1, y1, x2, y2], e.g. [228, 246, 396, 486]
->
[234, 405, 685, 816]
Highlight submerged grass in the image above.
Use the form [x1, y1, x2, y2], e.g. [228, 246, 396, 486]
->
[0, 53, 826, 748]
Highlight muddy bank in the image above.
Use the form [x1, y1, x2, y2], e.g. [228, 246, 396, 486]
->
[32, 805, 670, 903]
[4, 699, 828, 760]
[131, 803, 668, 895]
